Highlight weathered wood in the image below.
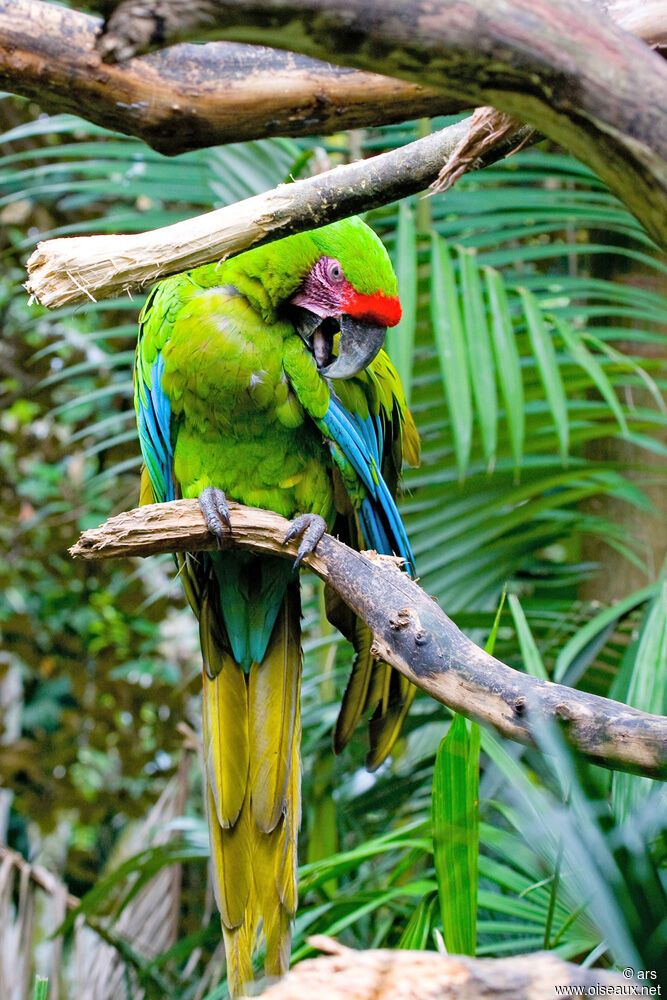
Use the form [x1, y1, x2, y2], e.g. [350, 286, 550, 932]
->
[246, 937, 631, 999]
[26, 118, 533, 308]
[95, 0, 667, 57]
[432, 108, 529, 194]
[70, 499, 667, 781]
[0, 845, 78, 909]
[584, 0, 667, 50]
[94, 0, 667, 248]
[1, 0, 663, 157]
[0, 0, 459, 156]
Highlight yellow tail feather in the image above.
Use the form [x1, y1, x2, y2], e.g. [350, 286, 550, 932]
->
[222, 921, 255, 997]
[202, 645, 249, 828]
[366, 671, 416, 771]
[249, 591, 300, 832]
[204, 584, 302, 995]
[206, 783, 252, 929]
[333, 618, 374, 753]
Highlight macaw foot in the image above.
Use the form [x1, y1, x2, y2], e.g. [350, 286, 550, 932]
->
[284, 513, 327, 569]
[199, 486, 231, 543]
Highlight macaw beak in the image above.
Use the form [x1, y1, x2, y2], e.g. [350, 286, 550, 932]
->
[320, 315, 386, 380]
[292, 308, 386, 379]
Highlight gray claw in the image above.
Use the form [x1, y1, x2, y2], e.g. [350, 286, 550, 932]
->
[284, 513, 327, 568]
[199, 486, 231, 542]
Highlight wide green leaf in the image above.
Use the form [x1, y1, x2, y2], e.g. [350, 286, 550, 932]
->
[519, 287, 569, 461]
[459, 246, 497, 466]
[485, 266, 525, 472]
[430, 233, 473, 478]
[432, 714, 479, 956]
[387, 200, 417, 403]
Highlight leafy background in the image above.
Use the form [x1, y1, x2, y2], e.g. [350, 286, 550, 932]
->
[0, 93, 665, 999]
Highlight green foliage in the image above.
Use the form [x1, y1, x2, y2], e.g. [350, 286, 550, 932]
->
[432, 715, 480, 956]
[31, 977, 48, 1000]
[385, 201, 417, 403]
[611, 581, 667, 822]
[1, 98, 665, 996]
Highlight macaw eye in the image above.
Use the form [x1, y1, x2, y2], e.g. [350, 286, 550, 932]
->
[327, 260, 344, 283]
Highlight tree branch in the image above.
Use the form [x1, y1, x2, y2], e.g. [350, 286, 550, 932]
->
[26, 117, 534, 308]
[0, 0, 460, 156]
[70, 499, 667, 782]
[0, 845, 78, 909]
[93, 0, 667, 248]
[93, 0, 667, 55]
[2, 0, 662, 157]
[247, 936, 632, 999]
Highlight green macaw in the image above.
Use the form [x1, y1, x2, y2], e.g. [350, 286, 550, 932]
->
[134, 215, 420, 993]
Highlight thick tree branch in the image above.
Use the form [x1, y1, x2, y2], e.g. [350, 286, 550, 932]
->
[26, 118, 534, 308]
[0, 0, 460, 155]
[2, 1, 662, 156]
[92, 0, 667, 250]
[94, 0, 667, 56]
[70, 499, 667, 782]
[248, 936, 631, 999]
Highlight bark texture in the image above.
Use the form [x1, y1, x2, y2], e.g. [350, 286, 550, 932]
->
[93, 0, 667, 247]
[70, 499, 667, 781]
[432, 108, 530, 193]
[1, 0, 664, 156]
[26, 118, 529, 307]
[245, 937, 631, 1000]
[0, 0, 460, 155]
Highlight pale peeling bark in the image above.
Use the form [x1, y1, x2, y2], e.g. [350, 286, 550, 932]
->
[70, 499, 667, 781]
[27, 118, 533, 308]
[431, 108, 529, 194]
[581, 0, 667, 49]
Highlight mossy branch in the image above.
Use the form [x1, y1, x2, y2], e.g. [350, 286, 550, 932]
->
[94, 0, 667, 248]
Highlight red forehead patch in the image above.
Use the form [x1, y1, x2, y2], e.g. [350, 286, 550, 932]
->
[343, 290, 402, 328]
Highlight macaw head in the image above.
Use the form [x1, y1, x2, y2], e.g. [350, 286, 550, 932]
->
[288, 217, 402, 379]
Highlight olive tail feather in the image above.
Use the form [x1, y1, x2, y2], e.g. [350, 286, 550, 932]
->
[202, 583, 302, 994]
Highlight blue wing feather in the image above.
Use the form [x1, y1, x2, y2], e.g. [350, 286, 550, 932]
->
[319, 392, 415, 575]
[359, 497, 392, 555]
[137, 354, 174, 503]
